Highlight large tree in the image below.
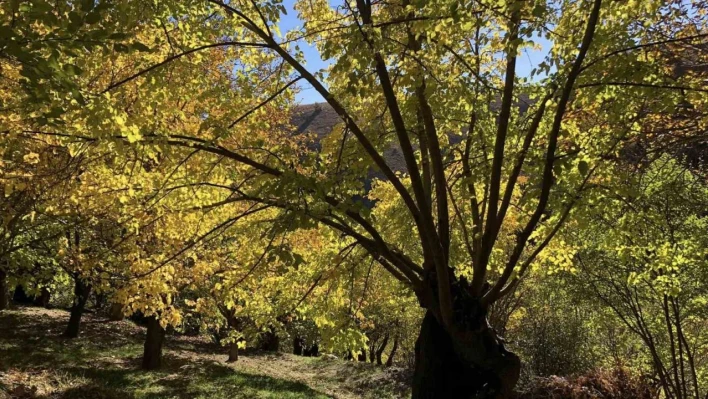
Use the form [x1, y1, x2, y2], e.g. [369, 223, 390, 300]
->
[4, 0, 708, 397]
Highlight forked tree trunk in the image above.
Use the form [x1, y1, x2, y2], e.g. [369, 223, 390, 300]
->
[385, 336, 399, 367]
[142, 316, 165, 370]
[0, 270, 8, 311]
[64, 278, 91, 338]
[227, 341, 239, 362]
[412, 311, 520, 399]
[376, 334, 389, 365]
[358, 347, 367, 362]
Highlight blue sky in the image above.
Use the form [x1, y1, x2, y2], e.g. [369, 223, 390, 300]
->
[278, 0, 329, 104]
[277, 1, 552, 104]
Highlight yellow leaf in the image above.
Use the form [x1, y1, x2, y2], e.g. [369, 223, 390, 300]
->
[23, 152, 40, 164]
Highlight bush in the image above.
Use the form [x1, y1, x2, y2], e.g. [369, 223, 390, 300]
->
[515, 367, 659, 399]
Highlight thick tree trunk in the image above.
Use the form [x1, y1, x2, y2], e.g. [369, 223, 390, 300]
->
[0, 270, 8, 311]
[142, 316, 165, 370]
[386, 336, 399, 367]
[412, 311, 520, 399]
[227, 341, 239, 362]
[64, 278, 91, 338]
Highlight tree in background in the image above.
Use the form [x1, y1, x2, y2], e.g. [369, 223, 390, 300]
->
[573, 156, 708, 399]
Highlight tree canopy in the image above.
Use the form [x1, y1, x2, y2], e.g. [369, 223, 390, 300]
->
[1, 0, 707, 398]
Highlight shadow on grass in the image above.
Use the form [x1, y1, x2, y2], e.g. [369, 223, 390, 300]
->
[1, 309, 332, 399]
[43, 358, 330, 399]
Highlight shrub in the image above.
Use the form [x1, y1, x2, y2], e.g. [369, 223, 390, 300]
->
[516, 367, 659, 399]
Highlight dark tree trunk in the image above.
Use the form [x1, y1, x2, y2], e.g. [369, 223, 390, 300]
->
[34, 287, 50, 308]
[94, 292, 107, 310]
[358, 347, 367, 362]
[294, 337, 304, 355]
[386, 336, 399, 367]
[259, 328, 279, 351]
[64, 278, 91, 338]
[369, 340, 376, 363]
[376, 334, 389, 365]
[142, 316, 165, 370]
[13, 285, 34, 304]
[108, 302, 124, 321]
[307, 343, 318, 357]
[0, 270, 8, 311]
[227, 341, 239, 362]
[412, 311, 520, 399]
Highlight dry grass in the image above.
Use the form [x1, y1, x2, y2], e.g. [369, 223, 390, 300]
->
[515, 367, 659, 399]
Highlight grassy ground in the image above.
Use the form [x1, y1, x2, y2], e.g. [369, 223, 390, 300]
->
[0, 307, 409, 399]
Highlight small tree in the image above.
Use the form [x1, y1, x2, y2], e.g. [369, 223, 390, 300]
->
[577, 157, 708, 399]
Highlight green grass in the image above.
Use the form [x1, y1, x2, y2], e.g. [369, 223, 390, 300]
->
[51, 362, 331, 399]
[0, 309, 331, 399]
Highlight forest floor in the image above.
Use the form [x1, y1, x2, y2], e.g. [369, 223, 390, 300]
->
[0, 307, 410, 399]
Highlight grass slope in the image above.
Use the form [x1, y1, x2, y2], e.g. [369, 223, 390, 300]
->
[0, 307, 409, 399]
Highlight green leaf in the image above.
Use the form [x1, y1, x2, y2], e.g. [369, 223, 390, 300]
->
[113, 43, 130, 53]
[68, 12, 82, 30]
[109, 32, 130, 40]
[131, 42, 151, 52]
[81, 0, 95, 12]
[0, 25, 13, 39]
[63, 64, 83, 76]
[578, 161, 589, 176]
[532, 4, 546, 18]
[85, 12, 101, 25]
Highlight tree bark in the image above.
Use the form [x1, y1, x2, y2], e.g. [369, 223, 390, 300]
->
[386, 336, 399, 367]
[358, 347, 367, 362]
[64, 277, 91, 338]
[369, 339, 376, 363]
[294, 337, 304, 356]
[142, 316, 165, 370]
[376, 334, 389, 365]
[227, 341, 239, 362]
[0, 270, 8, 311]
[411, 311, 520, 399]
[34, 287, 50, 308]
[94, 292, 107, 310]
[306, 342, 318, 357]
[259, 327, 279, 351]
